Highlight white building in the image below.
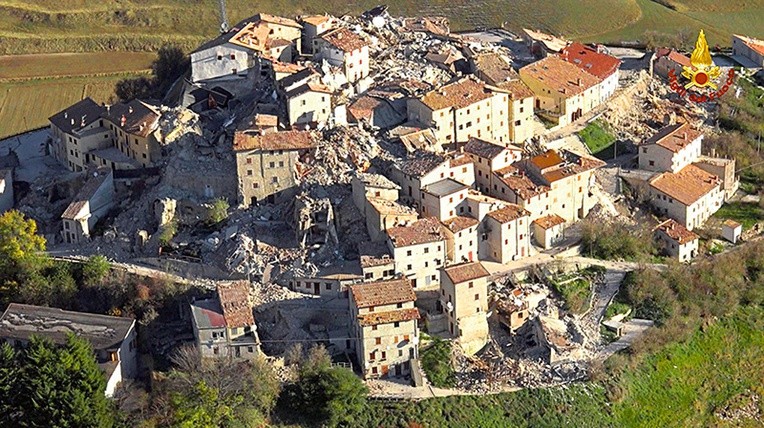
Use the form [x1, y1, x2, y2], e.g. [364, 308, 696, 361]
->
[560, 42, 621, 103]
[61, 168, 115, 244]
[638, 123, 702, 173]
[420, 178, 470, 220]
[300, 15, 336, 54]
[0, 168, 13, 213]
[462, 137, 522, 194]
[314, 27, 370, 83]
[0, 303, 138, 397]
[386, 217, 447, 289]
[440, 262, 491, 354]
[286, 82, 333, 127]
[532, 214, 565, 249]
[654, 219, 699, 262]
[441, 216, 480, 263]
[732, 34, 764, 68]
[648, 164, 724, 230]
[481, 204, 531, 263]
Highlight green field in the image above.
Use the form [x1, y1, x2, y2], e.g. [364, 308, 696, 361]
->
[0, 52, 153, 79]
[714, 202, 764, 230]
[0, 74, 142, 138]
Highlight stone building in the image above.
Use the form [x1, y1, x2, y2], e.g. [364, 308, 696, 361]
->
[286, 82, 333, 127]
[420, 178, 470, 220]
[521, 28, 569, 58]
[365, 198, 418, 242]
[481, 204, 531, 263]
[462, 137, 522, 194]
[650, 48, 691, 80]
[349, 279, 420, 379]
[648, 164, 724, 230]
[407, 77, 510, 145]
[519, 56, 601, 127]
[732, 34, 764, 68]
[314, 27, 370, 84]
[0, 303, 137, 397]
[233, 130, 317, 206]
[386, 217, 447, 289]
[441, 216, 479, 264]
[359, 241, 396, 282]
[653, 219, 699, 262]
[440, 262, 491, 355]
[61, 168, 115, 244]
[351, 172, 400, 216]
[299, 15, 336, 54]
[532, 214, 566, 249]
[190, 281, 260, 359]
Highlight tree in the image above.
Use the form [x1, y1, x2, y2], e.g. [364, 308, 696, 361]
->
[0, 335, 115, 427]
[82, 255, 111, 286]
[207, 198, 230, 225]
[115, 76, 155, 102]
[0, 210, 47, 277]
[153, 45, 188, 90]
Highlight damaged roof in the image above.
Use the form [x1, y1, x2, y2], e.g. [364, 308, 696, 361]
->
[649, 164, 720, 206]
[0, 303, 134, 351]
[103, 99, 160, 138]
[473, 52, 517, 86]
[61, 168, 112, 220]
[419, 77, 493, 111]
[318, 27, 369, 52]
[655, 219, 699, 245]
[217, 281, 254, 328]
[355, 172, 400, 190]
[495, 169, 550, 200]
[358, 308, 420, 327]
[394, 151, 446, 177]
[349, 278, 416, 308]
[485, 204, 530, 223]
[443, 262, 490, 284]
[359, 241, 394, 268]
[367, 198, 418, 216]
[520, 56, 600, 96]
[285, 82, 333, 98]
[643, 122, 702, 153]
[233, 130, 317, 152]
[387, 217, 446, 247]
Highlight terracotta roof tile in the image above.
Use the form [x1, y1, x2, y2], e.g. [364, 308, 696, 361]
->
[464, 137, 520, 160]
[233, 130, 317, 151]
[387, 217, 446, 247]
[530, 149, 564, 170]
[520, 56, 600, 96]
[443, 262, 490, 284]
[533, 214, 565, 229]
[301, 15, 331, 26]
[655, 219, 699, 245]
[485, 204, 529, 223]
[61, 168, 112, 220]
[217, 281, 254, 328]
[256, 13, 302, 28]
[649, 164, 720, 206]
[540, 153, 605, 183]
[441, 216, 479, 233]
[449, 154, 473, 167]
[102, 99, 160, 138]
[495, 170, 550, 199]
[560, 43, 621, 79]
[734, 34, 764, 56]
[358, 308, 420, 326]
[723, 219, 741, 228]
[358, 241, 394, 268]
[493, 79, 535, 100]
[394, 151, 446, 177]
[644, 123, 702, 153]
[319, 27, 369, 52]
[349, 278, 416, 308]
[367, 198, 418, 216]
[420, 77, 493, 111]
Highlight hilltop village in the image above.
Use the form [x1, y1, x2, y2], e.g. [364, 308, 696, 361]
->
[1, 8, 763, 397]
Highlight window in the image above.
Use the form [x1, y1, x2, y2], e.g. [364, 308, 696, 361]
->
[369, 352, 375, 361]
[397, 303, 403, 309]
[279, 161, 284, 167]
[365, 272, 373, 279]
[393, 322, 400, 328]
[230, 53, 236, 59]
[217, 55, 223, 60]
[247, 170, 253, 176]
[474, 294, 479, 301]
[375, 337, 382, 345]
[253, 183, 259, 189]
[406, 250, 412, 256]
[372, 325, 378, 331]
[269, 161, 275, 168]
[271, 177, 278, 184]
[406, 264, 412, 270]
[649, 160, 655, 166]
[469, 281, 474, 288]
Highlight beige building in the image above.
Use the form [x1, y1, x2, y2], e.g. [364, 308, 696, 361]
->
[190, 281, 261, 359]
[407, 77, 510, 145]
[421, 178, 469, 220]
[314, 27, 370, 84]
[493, 149, 604, 223]
[386, 217, 447, 289]
[365, 198, 418, 242]
[352, 172, 400, 216]
[233, 130, 317, 206]
[560, 42, 621, 103]
[349, 279, 420, 379]
[292, 262, 363, 298]
[390, 151, 476, 208]
[732, 34, 764, 68]
[532, 214, 566, 249]
[462, 137, 522, 194]
[497, 80, 536, 144]
[102, 100, 162, 168]
[519, 56, 601, 126]
[440, 262, 490, 354]
[654, 219, 699, 262]
[359, 241, 396, 282]
[648, 164, 724, 230]
[61, 168, 115, 244]
[722, 219, 742, 244]
[650, 48, 691, 80]
[639, 123, 703, 173]
[522, 28, 569, 58]
[0, 169, 13, 213]
[300, 15, 336, 54]
[286, 82, 333, 127]
[49, 98, 111, 172]
[464, 191, 509, 221]
[481, 204, 531, 263]
[695, 156, 738, 200]
[441, 216, 479, 263]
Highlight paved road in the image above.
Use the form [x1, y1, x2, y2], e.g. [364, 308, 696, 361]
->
[597, 318, 654, 360]
[579, 270, 626, 350]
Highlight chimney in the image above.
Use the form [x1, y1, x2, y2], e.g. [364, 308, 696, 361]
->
[106, 105, 111, 114]
[682, 132, 687, 140]
[70, 118, 75, 126]
[80, 116, 86, 127]
[128, 106, 134, 114]
[64, 112, 68, 119]
[576, 78, 581, 86]
[120, 115, 127, 127]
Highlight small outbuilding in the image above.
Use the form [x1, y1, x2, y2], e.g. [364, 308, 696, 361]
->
[532, 214, 565, 249]
[721, 219, 742, 244]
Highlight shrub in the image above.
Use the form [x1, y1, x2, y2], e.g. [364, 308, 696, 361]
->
[207, 198, 230, 225]
[420, 337, 456, 388]
[82, 255, 110, 286]
[158, 220, 178, 247]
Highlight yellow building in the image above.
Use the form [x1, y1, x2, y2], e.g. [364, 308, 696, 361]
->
[440, 262, 490, 354]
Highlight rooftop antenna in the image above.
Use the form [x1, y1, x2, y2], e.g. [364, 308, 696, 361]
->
[219, 0, 229, 33]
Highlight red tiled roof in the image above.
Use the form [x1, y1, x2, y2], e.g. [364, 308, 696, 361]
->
[464, 137, 520, 160]
[358, 308, 420, 327]
[649, 164, 720, 206]
[655, 219, 699, 245]
[217, 281, 254, 328]
[420, 77, 493, 111]
[520, 56, 600, 96]
[560, 43, 621, 79]
[319, 27, 369, 52]
[387, 217, 446, 247]
[529, 149, 564, 170]
[442, 216, 479, 233]
[533, 214, 565, 229]
[443, 262, 489, 284]
[644, 122, 702, 153]
[349, 279, 416, 308]
[485, 204, 529, 223]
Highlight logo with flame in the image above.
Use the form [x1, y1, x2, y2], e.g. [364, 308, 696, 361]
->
[668, 30, 735, 103]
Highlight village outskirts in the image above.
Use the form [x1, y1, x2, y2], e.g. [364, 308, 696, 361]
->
[2, 5, 764, 401]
